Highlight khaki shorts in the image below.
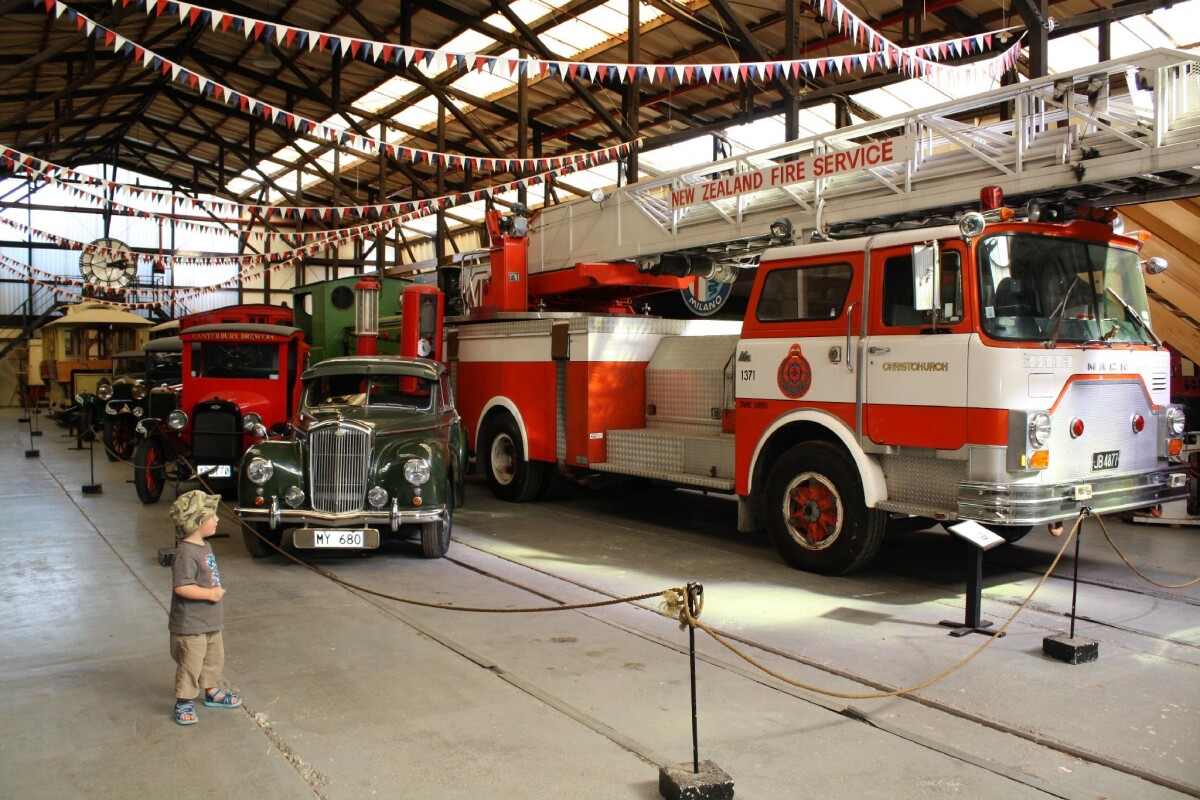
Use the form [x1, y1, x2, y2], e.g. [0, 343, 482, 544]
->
[170, 631, 224, 700]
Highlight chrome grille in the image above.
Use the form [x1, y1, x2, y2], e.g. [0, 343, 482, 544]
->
[307, 422, 372, 514]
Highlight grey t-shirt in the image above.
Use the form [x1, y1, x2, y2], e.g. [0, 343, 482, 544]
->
[168, 540, 224, 634]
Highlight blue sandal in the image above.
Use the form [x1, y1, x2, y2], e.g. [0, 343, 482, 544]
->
[174, 701, 197, 725]
[204, 688, 241, 708]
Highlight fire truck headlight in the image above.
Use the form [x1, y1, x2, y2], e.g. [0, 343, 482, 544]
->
[245, 457, 274, 485]
[97, 382, 113, 400]
[959, 211, 986, 239]
[1029, 412, 1052, 447]
[167, 410, 188, 430]
[1166, 406, 1186, 436]
[403, 458, 431, 486]
[131, 381, 147, 401]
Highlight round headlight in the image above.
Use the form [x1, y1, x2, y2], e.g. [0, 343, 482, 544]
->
[243, 412, 263, 432]
[367, 486, 389, 508]
[167, 410, 189, 430]
[403, 458, 431, 486]
[1029, 412, 1052, 447]
[97, 383, 113, 400]
[131, 381, 147, 400]
[1166, 406, 1186, 436]
[958, 210, 986, 239]
[284, 485, 305, 508]
[245, 457, 274, 485]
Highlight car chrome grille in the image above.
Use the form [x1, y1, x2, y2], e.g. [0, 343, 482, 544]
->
[308, 422, 371, 514]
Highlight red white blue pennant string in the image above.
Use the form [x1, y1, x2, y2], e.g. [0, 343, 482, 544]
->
[1, 140, 638, 234]
[40, 2, 642, 170]
[104, 0, 1024, 86]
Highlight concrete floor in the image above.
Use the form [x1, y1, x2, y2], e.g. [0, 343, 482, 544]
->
[1, 406, 1197, 800]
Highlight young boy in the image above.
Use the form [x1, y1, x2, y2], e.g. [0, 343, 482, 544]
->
[168, 490, 241, 725]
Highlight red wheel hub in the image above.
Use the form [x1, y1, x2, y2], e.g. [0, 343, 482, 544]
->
[788, 480, 838, 543]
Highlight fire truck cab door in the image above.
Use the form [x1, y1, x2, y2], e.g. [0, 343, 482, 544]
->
[863, 246, 969, 450]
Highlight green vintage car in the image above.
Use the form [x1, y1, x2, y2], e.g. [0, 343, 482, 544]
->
[234, 356, 466, 559]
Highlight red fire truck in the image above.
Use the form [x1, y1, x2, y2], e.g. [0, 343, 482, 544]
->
[449, 198, 1188, 574]
[440, 53, 1198, 574]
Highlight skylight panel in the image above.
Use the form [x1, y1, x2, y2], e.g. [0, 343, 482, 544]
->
[640, 137, 717, 173]
[541, 19, 610, 56]
[442, 29, 498, 55]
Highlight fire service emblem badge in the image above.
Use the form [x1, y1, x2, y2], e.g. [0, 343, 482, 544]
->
[777, 344, 812, 399]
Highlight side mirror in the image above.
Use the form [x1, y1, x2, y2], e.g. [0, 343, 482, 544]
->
[912, 244, 938, 312]
[1142, 256, 1167, 275]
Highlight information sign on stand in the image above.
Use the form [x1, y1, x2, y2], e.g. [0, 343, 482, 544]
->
[939, 520, 1006, 638]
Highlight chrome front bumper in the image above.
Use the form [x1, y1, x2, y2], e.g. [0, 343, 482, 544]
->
[236, 496, 444, 531]
[957, 467, 1188, 525]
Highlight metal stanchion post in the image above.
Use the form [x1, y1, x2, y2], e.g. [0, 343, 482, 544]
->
[24, 412, 39, 458]
[82, 427, 102, 494]
[658, 583, 732, 800]
[1043, 510, 1099, 663]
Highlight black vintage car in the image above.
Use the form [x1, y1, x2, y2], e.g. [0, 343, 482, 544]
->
[83, 336, 182, 460]
[234, 356, 467, 559]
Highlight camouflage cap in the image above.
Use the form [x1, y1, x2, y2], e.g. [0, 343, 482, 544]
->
[169, 490, 220, 534]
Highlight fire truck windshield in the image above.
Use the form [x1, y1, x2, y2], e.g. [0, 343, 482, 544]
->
[976, 232, 1153, 346]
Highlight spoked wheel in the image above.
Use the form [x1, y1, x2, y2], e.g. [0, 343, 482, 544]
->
[420, 483, 453, 559]
[102, 416, 137, 462]
[764, 442, 886, 575]
[482, 415, 546, 502]
[134, 437, 167, 504]
[242, 522, 283, 558]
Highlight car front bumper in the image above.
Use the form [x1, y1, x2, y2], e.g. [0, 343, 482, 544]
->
[236, 495, 445, 532]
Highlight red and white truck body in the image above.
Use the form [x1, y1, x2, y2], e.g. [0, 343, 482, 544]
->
[447, 211, 1188, 574]
[440, 52, 1198, 573]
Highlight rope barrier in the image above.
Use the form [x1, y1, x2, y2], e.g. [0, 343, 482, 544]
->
[45, 419, 1200, 699]
[675, 513, 1087, 700]
[1093, 513, 1200, 589]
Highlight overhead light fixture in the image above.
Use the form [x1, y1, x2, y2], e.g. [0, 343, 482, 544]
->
[254, 43, 281, 70]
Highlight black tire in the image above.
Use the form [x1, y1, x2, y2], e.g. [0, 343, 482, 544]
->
[481, 415, 546, 502]
[242, 522, 282, 558]
[942, 522, 1032, 544]
[420, 484, 453, 558]
[102, 416, 137, 462]
[764, 442, 886, 575]
[134, 437, 167, 505]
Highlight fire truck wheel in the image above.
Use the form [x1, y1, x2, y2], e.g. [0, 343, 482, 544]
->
[482, 415, 546, 502]
[242, 522, 282, 558]
[942, 522, 1031, 544]
[102, 416, 136, 462]
[421, 488, 453, 558]
[765, 442, 886, 575]
[134, 437, 167, 505]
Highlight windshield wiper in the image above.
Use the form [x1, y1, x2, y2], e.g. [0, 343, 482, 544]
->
[1043, 275, 1083, 349]
[1105, 286, 1162, 348]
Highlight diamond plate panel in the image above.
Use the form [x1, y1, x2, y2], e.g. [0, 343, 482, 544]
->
[646, 335, 738, 428]
[880, 455, 966, 508]
[601, 428, 735, 484]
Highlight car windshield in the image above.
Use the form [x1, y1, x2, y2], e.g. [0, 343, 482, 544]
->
[977, 232, 1153, 345]
[303, 373, 435, 412]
